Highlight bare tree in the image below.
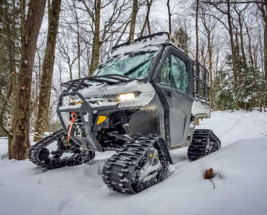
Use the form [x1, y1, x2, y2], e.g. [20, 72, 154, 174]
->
[57, 32, 79, 80]
[129, 0, 139, 41]
[200, 4, 217, 108]
[140, 0, 153, 36]
[34, 0, 62, 141]
[10, 0, 46, 160]
[257, 0, 267, 109]
[196, 0, 200, 62]
[167, 0, 172, 34]
[205, 0, 240, 109]
[76, 0, 132, 76]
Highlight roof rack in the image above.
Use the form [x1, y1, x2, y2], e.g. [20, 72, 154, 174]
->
[112, 32, 170, 51]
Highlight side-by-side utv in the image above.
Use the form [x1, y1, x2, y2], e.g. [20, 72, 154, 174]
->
[29, 32, 221, 194]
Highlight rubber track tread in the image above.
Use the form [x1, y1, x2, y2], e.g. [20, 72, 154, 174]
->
[102, 134, 170, 194]
[28, 129, 94, 170]
[188, 129, 221, 160]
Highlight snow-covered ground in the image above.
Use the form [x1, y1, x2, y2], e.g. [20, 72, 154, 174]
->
[0, 110, 267, 215]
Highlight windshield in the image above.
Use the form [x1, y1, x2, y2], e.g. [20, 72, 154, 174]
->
[95, 52, 156, 79]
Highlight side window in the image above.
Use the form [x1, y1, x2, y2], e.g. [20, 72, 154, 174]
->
[159, 55, 171, 85]
[170, 55, 188, 93]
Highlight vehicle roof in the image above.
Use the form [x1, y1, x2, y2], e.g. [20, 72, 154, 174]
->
[109, 32, 187, 59]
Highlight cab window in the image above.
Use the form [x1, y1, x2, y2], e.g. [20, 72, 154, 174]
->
[159, 55, 171, 85]
[159, 54, 188, 93]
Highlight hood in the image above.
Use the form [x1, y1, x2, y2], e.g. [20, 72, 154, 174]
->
[77, 80, 155, 98]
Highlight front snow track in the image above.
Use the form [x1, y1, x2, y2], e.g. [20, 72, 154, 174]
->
[28, 131, 171, 194]
[28, 129, 95, 170]
[102, 134, 171, 194]
[187, 129, 221, 160]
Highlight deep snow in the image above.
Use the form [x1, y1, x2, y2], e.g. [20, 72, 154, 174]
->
[0, 110, 267, 215]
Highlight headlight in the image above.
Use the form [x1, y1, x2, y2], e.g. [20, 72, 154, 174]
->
[117, 92, 136, 102]
[104, 92, 140, 102]
[117, 92, 139, 102]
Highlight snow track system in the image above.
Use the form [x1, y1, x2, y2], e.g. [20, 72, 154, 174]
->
[187, 129, 221, 160]
[28, 129, 95, 170]
[29, 132, 171, 193]
[102, 134, 171, 194]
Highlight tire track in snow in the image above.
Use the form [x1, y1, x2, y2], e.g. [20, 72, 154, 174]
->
[218, 116, 245, 140]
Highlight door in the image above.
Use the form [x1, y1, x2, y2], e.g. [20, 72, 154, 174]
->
[155, 50, 193, 147]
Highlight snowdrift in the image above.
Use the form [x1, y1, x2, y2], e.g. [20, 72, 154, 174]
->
[0, 110, 267, 215]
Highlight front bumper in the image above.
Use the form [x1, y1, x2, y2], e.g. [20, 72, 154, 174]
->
[57, 91, 116, 151]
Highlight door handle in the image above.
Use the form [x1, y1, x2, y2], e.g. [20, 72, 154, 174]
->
[164, 90, 172, 97]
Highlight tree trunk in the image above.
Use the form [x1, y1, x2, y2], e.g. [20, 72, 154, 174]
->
[9, 0, 24, 158]
[264, 16, 267, 111]
[207, 32, 213, 109]
[10, 0, 46, 160]
[260, 1, 267, 81]
[129, 0, 138, 42]
[257, 0, 267, 111]
[0, 0, 17, 157]
[234, 28, 243, 108]
[77, 27, 81, 78]
[34, 0, 61, 141]
[226, 0, 238, 109]
[89, 0, 101, 76]
[234, 5, 247, 66]
[238, 16, 247, 66]
[141, 0, 153, 36]
[245, 24, 254, 67]
[167, 0, 172, 35]
[264, 21, 267, 79]
[195, 0, 199, 62]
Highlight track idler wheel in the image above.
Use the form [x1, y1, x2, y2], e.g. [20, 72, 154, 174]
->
[38, 148, 49, 161]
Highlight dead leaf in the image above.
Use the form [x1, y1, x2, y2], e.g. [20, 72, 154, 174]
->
[204, 168, 214, 179]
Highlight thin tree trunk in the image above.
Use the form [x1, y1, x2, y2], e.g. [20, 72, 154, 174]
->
[234, 5, 247, 66]
[245, 22, 261, 110]
[129, 0, 138, 42]
[34, 0, 61, 141]
[234, 28, 243, 108]
[226, 0, 238, 109]
[259, 1, 267, 81]
[141, 0, 153, 36]
[257, 1, 267, 111]
[167, 0, 172, 35]
[114, 20, 131, 47]
[264, 17, 267, 111]
[89, 0, 101, 76]
[208, 32, 213, 109]
[77, 27, 81, 78]
[69, 63, 73, 80]
[245, 24, 254, 67]
[264, 15, 267, 79]
[238, 18, 246, 66]
[196, 0, 199, 62]
[10, 0, 46, 160]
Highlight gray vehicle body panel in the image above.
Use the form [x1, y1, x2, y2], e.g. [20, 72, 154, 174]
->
[57, 37, 210, 152]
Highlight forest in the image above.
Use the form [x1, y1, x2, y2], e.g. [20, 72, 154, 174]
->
[0, 0, 266, 160]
